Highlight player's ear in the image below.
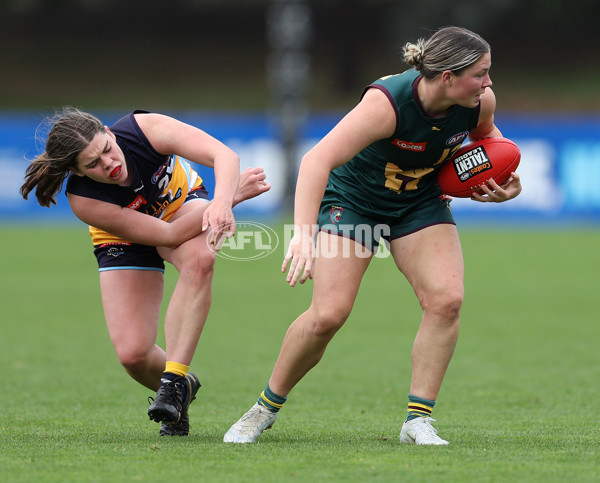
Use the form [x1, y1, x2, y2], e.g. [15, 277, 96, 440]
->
[69, 155, 85, 177]
[69, 167, 85, 177]
[442, 71, 454, 87]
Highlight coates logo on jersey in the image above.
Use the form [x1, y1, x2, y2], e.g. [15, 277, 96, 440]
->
[391, 139, 427, 152]
[446, 131, 469, 146]
[128, 195, 147, 210]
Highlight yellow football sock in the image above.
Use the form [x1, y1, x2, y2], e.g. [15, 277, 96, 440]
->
[165, 361, 189, 378]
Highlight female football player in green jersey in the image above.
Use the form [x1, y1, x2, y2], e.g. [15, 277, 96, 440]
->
[225, 26, 522, 445]
[21, 108, 270, 436]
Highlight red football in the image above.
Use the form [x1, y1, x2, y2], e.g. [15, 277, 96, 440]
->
[437, 137, 521, 197]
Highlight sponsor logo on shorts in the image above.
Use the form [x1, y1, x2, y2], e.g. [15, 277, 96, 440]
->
[329, 206, 343, 223]
[452, 145, 492, 181]
[107, 246, 125, 258]
[391, 139, 427, 151]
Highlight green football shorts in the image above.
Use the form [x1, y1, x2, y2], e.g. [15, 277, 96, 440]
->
[317, 194, 455, 252]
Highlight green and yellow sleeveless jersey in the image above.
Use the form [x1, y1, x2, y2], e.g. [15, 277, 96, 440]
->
[326, 69, 480, 218]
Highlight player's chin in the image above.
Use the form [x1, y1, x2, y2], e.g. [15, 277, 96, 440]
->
[457, 97, 480, 108]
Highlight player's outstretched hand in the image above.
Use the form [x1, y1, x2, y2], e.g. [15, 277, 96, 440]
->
[235, 167, 271, 204]
[202, 200, 236, 252]
[282, 231, 315, 287]
[471, 172, 522, 203]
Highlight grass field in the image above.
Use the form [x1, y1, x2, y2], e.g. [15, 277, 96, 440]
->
[1, 224, 599, 482]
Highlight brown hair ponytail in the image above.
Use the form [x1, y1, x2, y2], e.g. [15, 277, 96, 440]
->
[403, 26, 490, 80]
[20, 107, 104, 207]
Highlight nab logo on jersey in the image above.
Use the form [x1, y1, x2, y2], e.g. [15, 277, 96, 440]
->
[391, 139, 427, 152]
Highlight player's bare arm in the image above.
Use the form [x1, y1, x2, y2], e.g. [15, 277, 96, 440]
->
[469, 88, 502, 140]
[67, 193, 208, 248]
[283, 88, 396, 286]
[467, 88, 521, 202]
[134, 112, 240, 246]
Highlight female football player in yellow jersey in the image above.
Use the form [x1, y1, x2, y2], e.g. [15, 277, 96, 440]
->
[21, 107, 270, 436]
[225, 26, 521, 445]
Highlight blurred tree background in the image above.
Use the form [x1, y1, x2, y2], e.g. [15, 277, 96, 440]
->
[1, 0, 598, 113]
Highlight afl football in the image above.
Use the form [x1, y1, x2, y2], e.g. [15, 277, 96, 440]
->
[437, 137, 521, 197]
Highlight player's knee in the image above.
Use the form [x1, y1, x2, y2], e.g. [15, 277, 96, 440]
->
[117, 346, 153, 374]
[421, 284, 464, 322]
[311, 305, 350, 337]
[182, 249, 216, 279]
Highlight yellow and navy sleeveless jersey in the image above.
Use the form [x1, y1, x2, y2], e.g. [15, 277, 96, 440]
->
[65, 110, 204, 245]
[328, 69, 480, 217]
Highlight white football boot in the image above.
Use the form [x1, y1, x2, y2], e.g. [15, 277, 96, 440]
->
[223, 403, 277, 443]
[399, 417, 449, 445]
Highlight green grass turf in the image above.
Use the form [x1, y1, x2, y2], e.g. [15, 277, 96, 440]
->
[1, 224, 599, 482]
